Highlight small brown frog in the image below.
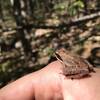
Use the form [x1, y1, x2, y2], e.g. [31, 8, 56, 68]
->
[55, 48, 95, 79]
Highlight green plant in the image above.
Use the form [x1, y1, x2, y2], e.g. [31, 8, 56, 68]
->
[67, 0, 84, 16]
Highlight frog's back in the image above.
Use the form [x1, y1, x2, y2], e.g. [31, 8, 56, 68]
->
[59, 48, 94, 70]
[66, 51, 94, 72]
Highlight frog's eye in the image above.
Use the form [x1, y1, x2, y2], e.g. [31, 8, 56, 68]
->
[55, 53, 63, 62]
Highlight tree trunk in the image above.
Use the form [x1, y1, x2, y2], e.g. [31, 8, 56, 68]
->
[11, 0, 32, 57]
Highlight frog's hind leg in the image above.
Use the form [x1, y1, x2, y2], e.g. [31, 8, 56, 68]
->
[67, 71, 90, 79]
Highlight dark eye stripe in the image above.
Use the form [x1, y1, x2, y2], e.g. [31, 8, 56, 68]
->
[55, 53, 63, 61]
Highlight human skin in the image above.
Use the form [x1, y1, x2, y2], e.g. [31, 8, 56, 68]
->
[0, 61, 100, 100]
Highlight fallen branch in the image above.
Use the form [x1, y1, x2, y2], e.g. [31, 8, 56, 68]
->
[0, 11, 100, 33]
[73, 11, 100, 23]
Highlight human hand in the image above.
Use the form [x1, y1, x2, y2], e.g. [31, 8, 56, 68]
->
[0, 61, 100, 100]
